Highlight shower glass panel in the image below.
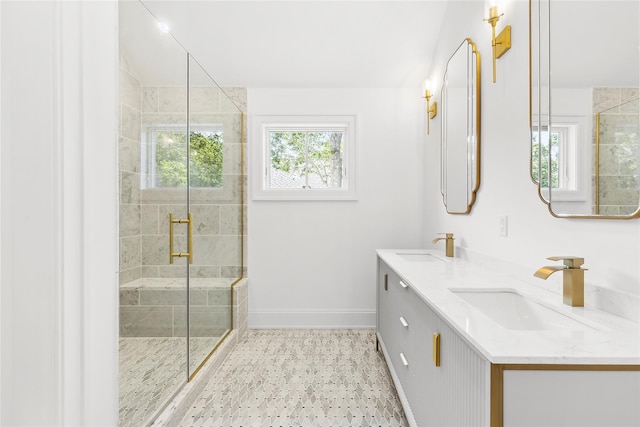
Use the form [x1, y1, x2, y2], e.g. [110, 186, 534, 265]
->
[118, 1, 244, 426]
[118, 1, 188, 426]
[186, 56, 242, 377]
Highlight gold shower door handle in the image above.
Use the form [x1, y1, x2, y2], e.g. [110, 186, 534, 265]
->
[169, 213, 193, 264]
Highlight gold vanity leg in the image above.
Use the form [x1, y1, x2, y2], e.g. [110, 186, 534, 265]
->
[490, 364, 504, 427]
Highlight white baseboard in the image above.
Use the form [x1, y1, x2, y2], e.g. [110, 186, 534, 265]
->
[248, 309, 376, 329]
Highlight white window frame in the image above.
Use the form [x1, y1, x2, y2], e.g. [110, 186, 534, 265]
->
[251, 115, 357, 201]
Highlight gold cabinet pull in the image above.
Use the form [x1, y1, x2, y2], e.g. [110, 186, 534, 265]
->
[433, 332, 441, 367]
[169, 213, 193, 264]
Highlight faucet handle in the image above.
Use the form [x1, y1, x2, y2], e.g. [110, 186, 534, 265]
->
[547, 256, 585, 268]
[437, 233, 454, 239]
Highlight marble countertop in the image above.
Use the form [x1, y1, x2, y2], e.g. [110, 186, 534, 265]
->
[377, 249, 640, 365]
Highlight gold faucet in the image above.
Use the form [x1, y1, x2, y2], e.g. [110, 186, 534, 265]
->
[432, 233, 454, 257]
[534, 256, 587, 307]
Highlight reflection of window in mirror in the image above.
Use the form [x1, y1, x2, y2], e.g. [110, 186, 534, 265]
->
[532, 116, 588, 203]
[532, 124, 576, 190]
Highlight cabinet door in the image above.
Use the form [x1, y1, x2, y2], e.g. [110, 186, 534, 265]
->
[411, 297, 490, 426]
[377, 260, 398, 353]
[504, 370, 640, 426]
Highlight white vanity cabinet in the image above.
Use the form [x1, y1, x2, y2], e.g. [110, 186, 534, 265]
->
[377, 252, 640, 427]
[376, 259, 490, 426]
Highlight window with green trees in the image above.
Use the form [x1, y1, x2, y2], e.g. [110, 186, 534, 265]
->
[148, 128, 223, 188]
[269, 130, 344, 189]
[532, 127, 560, 189]
[252, 115, 356, 201]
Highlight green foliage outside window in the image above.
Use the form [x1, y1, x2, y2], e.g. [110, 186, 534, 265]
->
[269, 131, 344, 188]
[532, 130, 559, 189]
[154, 130, 223, 188]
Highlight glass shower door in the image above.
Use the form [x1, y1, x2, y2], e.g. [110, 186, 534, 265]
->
[118, 1, 189, 426]
[187, 55, 243, 378]
[119, 2, 245, 424]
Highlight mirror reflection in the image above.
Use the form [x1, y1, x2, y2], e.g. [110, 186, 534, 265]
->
[441, 38, 481, 214]
[530, 0, 640, 217]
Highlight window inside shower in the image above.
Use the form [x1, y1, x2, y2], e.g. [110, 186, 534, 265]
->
[142, 126, 224, 189]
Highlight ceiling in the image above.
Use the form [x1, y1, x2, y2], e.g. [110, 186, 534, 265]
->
[125, 0, 449, 88]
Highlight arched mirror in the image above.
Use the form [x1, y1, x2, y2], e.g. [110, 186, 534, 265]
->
[441, 38, 481, 214]
[530, 0, 640, 218]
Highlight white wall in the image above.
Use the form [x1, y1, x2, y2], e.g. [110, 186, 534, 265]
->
[247, 88, 424, 327]
[0, 1, 118, 425]
[423, 1, 639, 322]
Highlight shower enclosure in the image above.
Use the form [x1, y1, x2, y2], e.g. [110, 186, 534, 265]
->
[118, 2, 245, 426]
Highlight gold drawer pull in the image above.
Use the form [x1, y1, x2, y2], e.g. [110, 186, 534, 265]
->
[400, 352, 409, 367]
[399, 280, 409, 288]
[399, 316, 409, 328]
[433, 332, 441, 367]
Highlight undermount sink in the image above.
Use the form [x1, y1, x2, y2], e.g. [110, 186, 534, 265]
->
[450, 288, 597, 331]
[397, 253, 443, 262]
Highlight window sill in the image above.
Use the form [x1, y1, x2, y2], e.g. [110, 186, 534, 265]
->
[252, 188, 357, 201]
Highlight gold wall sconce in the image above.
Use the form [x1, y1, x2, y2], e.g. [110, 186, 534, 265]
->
[485, 0, 511, 83]
[424, 79, 438, 134]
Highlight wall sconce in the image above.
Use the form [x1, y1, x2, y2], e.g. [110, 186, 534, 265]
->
[485, 0, 511, 83]
[423, 79, 438, 135]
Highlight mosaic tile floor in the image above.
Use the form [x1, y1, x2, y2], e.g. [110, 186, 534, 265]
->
[119, 337, 220, 427]
[178, 329, 408, 427]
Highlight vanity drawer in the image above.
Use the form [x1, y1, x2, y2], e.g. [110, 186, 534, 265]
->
[378, 262, 421, 401]
[387, 308, 418, 369]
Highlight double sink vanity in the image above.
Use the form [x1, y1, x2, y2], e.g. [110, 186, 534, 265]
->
[376, 248, 640, 427]
[390, 1, 640, 425]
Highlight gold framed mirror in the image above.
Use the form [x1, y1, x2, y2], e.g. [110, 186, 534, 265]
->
[530, 0, 640, 218]
[441, 38, 481, 214]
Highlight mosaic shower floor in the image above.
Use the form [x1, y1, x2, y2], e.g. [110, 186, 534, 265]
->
[119, 336, 220, 427]
[178, 329, 409, 427]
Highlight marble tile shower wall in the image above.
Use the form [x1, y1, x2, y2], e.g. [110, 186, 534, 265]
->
[120, 280, 233, 337]
[139, 89, 245, 280]
[592, 87, 639, 215]
[119, 55, 144, 285]
[118, 67, 247, 284]
[118, 51, 247, 337]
